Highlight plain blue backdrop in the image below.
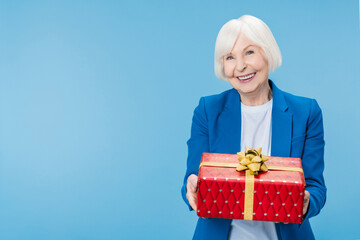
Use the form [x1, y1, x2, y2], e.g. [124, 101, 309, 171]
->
[0, 1, 359, 239]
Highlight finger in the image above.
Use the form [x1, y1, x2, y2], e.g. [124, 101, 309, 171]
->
[190, 180, 197, 189]
[188, 175, 198, 188]
[186, 175, 199, 212]
[187, 181, 196, 193]
[189, 198, 197, 212]
[302, 203, 308, 215]
[186, 191, 197, 204]
[187, 175, 198, 193]
[187, 194, 197, 212]
[303, 199, 309, 214]
[302, 191, 310, 215]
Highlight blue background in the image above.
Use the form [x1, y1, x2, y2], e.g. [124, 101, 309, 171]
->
[0, 1, 359, 239]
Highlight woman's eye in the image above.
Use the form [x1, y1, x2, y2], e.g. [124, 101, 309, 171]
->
[246, 50, 254, 55]
[226, 56, 234, 60]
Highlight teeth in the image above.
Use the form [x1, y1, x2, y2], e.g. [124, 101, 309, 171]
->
[238, 73, 255, 80]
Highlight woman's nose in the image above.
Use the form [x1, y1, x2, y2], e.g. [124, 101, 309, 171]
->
[236, 58, 246, 72]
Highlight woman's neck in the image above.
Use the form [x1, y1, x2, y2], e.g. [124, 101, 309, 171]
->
[239, 83, 273, 106]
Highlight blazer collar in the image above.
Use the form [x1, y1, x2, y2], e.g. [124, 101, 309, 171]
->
[270, 80, 288, 113]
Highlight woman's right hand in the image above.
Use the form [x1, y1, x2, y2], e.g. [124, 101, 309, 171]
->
[186, 174, 198, 212]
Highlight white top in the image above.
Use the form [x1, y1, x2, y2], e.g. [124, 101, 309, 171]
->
[228, 99, 278, 240]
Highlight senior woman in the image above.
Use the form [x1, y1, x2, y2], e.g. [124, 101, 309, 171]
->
[181, 15, 326, 240]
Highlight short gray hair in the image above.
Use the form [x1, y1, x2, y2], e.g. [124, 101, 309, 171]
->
[214, 15, 282, 81]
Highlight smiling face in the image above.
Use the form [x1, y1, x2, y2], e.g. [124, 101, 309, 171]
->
[223, 34, 270, 102]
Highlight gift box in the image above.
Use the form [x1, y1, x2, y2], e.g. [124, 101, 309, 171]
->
[196, 151, 305, 224]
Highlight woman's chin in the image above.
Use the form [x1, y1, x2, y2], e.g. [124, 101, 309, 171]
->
[235, 82, 256, 93]
[236, 87, 255, 95]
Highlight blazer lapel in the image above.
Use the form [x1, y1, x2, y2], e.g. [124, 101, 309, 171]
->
[214, 89, 241, 154]
[270, 80, 292, 157]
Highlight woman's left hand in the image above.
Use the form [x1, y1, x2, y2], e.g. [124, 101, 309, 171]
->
[303, 190, 310, 215]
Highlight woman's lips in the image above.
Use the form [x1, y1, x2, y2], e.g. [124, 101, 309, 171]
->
[237, 73, 256, 83]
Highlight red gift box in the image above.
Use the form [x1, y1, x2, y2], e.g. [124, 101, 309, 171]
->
[196, 152, 305, 224]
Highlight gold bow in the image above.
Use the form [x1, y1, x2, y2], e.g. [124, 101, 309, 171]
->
[236, 147, 269, 175]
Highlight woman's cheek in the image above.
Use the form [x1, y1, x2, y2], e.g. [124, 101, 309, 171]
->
[248, 57, 262, 70]
[223, 64, 233, 78]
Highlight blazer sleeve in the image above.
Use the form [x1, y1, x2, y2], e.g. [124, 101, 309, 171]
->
[301, 99, 327, 223]
[181, 97, 210, 211]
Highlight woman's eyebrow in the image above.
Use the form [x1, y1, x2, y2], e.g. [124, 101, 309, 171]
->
[229, 45, 255, 54]
[242, 44, 255, 51]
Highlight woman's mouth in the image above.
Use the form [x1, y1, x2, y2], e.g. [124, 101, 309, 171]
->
[237, 73, 256, 83]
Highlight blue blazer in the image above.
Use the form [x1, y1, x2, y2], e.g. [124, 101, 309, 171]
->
[181, 80, 326, 240]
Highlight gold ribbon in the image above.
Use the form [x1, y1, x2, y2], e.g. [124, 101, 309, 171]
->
[199, 147, 303, 220]
[244, 170, 255, 220]
[198, 162, 303, 173]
